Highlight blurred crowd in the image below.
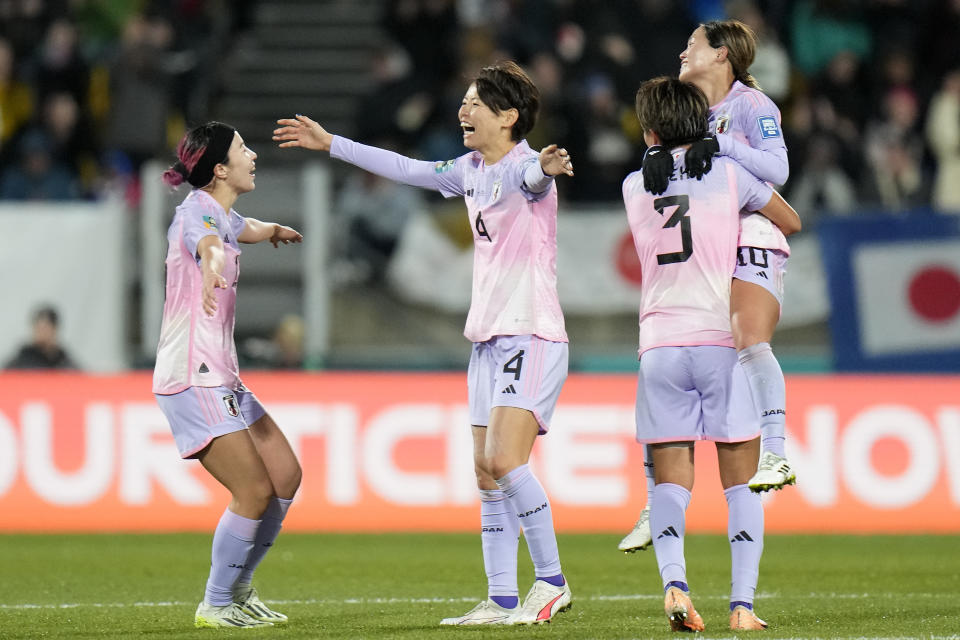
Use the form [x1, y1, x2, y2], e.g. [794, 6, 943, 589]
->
[362, 0, 960, 219]
[2, 0, 958, 217]
[0, 0, 253, 203]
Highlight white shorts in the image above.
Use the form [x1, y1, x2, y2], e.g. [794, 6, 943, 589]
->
[733, 247, 787, 306]
[468, 334, 568, 434]
[635, 346, 759, 444]
[155, 385, 266, 458]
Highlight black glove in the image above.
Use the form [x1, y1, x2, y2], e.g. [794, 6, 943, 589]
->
[684, 134, 720, 180]
[641, 145, 672, 195]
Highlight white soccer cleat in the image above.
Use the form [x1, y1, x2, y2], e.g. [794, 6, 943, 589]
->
[618, 505, 653, 552]
[748, 451, 797, 493]
[233, 584, 288, 624]
[510, 580, 572, 624]
[194, 601, 273, 629]
[439, 599, 517, 625]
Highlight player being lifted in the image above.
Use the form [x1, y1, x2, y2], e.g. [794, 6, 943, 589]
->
[620, 19, 797, 554]
[274, 60, 575, 626]
[624, 76, 800, 631]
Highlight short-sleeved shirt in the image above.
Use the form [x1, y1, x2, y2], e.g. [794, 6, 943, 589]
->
[331, 136, 567, 344]
[623, 154, 772, 355]
[710, 81, 790, 254]
[153, 189, 247, 394]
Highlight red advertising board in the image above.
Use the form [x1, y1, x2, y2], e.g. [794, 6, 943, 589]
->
[0, 372, 957, 533]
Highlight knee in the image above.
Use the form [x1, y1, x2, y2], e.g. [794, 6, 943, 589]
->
[474, 459, 497, 490]
[278, 461, 302, 499]
[485, 454, 518, 482]
[237, 479, 275, 517]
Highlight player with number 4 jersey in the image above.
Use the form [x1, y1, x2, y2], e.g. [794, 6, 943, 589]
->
[274, 61, 574, 626]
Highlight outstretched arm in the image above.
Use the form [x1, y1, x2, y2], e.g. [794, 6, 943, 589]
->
[238, 218, 303, 247]
[273, 114, 334, 151]
[274, 114, 462, 195]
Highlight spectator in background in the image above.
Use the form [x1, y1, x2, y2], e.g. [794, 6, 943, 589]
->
[926, 69, 960, 214]
[0, 36, 33, 156]
[29, 18, 89, 106]
[5, 305, 77, 369]
[728, 1, 791, 103]
[0, 127, 78, 200]
[42, 91, 100, 197]
[103, 13, 176, 171]
[332, 165, 424, 286]
[864, 86, 926, 210]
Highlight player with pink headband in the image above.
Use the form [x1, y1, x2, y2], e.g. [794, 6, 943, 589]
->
[621, 18, 797, 555]
[625, 76, 800, 632]
[154, 121, 303, 629]
[274, 60, 575, 626]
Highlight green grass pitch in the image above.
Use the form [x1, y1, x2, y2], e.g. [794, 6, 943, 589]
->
[0, 533, 957, 638]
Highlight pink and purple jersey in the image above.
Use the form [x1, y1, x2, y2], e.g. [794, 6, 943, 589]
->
[153, 189, 248, 394]
[623, 153, 772, 355]
[331, 136, 567, 343]
[711, 81, 790, 254]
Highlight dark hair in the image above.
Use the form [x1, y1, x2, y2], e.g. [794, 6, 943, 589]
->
[162, 121, 236, 188]
[473, 61, 540, 141]
[635, 77, 710, 148]
[33, 305, 59, 327]
[702, 20, 760, 90]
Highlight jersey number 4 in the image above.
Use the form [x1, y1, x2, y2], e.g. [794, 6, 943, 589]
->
[654, 195, 692, 265]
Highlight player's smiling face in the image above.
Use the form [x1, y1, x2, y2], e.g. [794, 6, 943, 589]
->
[679, 26, 719, 82]
[458, 83, 505, 153]
[221, 132, 258, 194]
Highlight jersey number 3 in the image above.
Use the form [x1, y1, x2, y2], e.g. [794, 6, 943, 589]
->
[655, 195, 692, 265]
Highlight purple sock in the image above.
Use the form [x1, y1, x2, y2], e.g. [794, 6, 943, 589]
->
[479, 489, 519, 601]
[490, 595, 519, 609]
[204, 509, 260, 606]
[538, 573, 565, 587]
[496, 464, 562, 579]
[731, 600, 753, 611]
[650, 483, 691, 588]
[238, 497, 292, 586]
[725, 484, 764, 606]
[666, 580, 689, 592]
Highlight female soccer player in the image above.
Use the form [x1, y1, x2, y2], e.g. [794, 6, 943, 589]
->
[620, 19, 797, 554]
[625, 76, 799, 632]
[274, 61, 574, 626]
[154, 121, 303, 629]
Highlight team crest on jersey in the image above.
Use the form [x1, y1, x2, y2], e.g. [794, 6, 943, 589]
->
[222, 394, 240, 417]
[757, 116, 781, 139]
[491, 179, 502, 202]
[434, 159, 455, 173]
[715, 114, 731, 134]
[202, 215, 219, 230]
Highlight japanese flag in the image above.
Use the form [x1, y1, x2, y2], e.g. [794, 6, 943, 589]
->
[853, 240, 960, 356]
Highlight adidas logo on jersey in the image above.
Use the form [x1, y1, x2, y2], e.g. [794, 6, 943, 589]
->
[731, 530, 754, 542]
[756, 271, 768, 279]
[501, 384, 517, 394]
[657, 526, 680, 539]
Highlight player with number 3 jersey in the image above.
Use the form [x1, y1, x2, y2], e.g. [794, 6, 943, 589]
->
[274, 61, 574, 626]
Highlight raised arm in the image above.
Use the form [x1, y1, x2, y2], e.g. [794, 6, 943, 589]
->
[756, 190, 801, 236]
[273, 114, 462, 195]
[238, 217, 303, 247]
